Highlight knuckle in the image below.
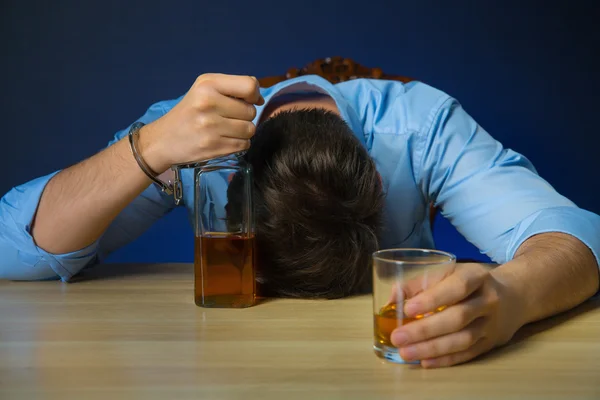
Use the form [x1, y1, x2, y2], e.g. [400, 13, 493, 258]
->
[233, 122, 254, 139]
[229, 140, 248, 153]
[194, 73, 224, 91]
[445, 354, 461, 367]
[247, 105, 257, 120]
[245, 122, 256, 137]
[455, 278, 470, 298]
[248, 75, 259, 88]
[456, 306, 471, 325]
[193, 74, 210, 88]
[198, 135, 217, 150]
[196, 73, 217, 83]
[486, 290, 500, 309]
[244, 75, 259, 93]
[193, 75, 204, 86]
[463, 329, 477, 345]
[426, 341, 443, 357]
[197, 114, 217, 129]
[194, 92, 214, 110]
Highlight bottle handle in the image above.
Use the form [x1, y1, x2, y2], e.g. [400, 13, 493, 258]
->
[171, 166, 184, 205]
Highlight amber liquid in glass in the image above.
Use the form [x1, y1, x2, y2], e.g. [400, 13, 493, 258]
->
[194, 233, 256, 308]
[374, 302, 447, 347]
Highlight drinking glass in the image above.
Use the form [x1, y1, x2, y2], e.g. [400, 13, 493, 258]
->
[372, 248, 456, 363]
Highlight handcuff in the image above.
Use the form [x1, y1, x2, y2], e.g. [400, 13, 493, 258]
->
[128, 121, 186, 205]
[128, 121, 246, 206]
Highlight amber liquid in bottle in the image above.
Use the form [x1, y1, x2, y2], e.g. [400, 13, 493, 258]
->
[194, 233, 256, 308]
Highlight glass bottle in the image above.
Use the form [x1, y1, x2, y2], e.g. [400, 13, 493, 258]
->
[191, 153, 256, 308]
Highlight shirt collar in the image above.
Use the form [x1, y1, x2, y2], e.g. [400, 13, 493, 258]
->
[254, 75, 367, 148]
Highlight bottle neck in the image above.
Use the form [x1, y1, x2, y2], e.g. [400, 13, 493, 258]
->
[170, 151, 248, 205]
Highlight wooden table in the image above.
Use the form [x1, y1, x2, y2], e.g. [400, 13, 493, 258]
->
[1, 263, 599, 400]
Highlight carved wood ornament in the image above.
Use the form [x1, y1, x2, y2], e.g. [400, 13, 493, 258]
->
[259, 56, 413, 87]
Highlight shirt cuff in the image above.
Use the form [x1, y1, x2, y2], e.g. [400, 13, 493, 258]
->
[506, 206, 600, 269]
[36, 241, 99, 282]
[1, 171, 100, 281]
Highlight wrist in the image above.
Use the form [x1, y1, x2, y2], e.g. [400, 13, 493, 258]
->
[137, 123, 171, 174]
[490, 260, 531, 328]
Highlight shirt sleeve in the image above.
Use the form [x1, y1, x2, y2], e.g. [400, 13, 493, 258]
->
[418, 97, 600, 268]
[0, 100, 177, 282]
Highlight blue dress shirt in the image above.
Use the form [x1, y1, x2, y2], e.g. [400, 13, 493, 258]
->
[1, 75, 599, 281]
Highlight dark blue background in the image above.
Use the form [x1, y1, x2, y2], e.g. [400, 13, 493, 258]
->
[2, 0, 598, 263]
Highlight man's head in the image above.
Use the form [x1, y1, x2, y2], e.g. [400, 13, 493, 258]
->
[244, 108, 385, 299]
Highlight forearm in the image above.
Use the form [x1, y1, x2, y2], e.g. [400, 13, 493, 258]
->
[32, 128, 167, 254]
[492, 232, 599, 327]
[30, 74, 262, 256]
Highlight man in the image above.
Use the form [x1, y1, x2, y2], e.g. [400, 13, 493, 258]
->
[1, 73, 599, 368]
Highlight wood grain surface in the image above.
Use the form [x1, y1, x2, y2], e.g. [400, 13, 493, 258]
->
[1, 263, 599, 400]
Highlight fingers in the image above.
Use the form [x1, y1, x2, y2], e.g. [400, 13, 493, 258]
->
[386, 283, 406, 305]
[157, 73, 263, 166]
[195, 115, 255, 141]
[404, 264, 488, 317]
[391, 294, 486, 346]
[220, 118, 256, 140]
[386, 266, 455, 305]
[196, 74, 264, 105]
[200, 137, 250, 159]
[420, 335, 493, 368]
[398, 317, 486, 363]
[401, 271, 448, 299]
[214, 95, 258, 121]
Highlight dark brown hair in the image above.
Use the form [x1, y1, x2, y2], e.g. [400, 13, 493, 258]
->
[244, 108, 384, 298]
